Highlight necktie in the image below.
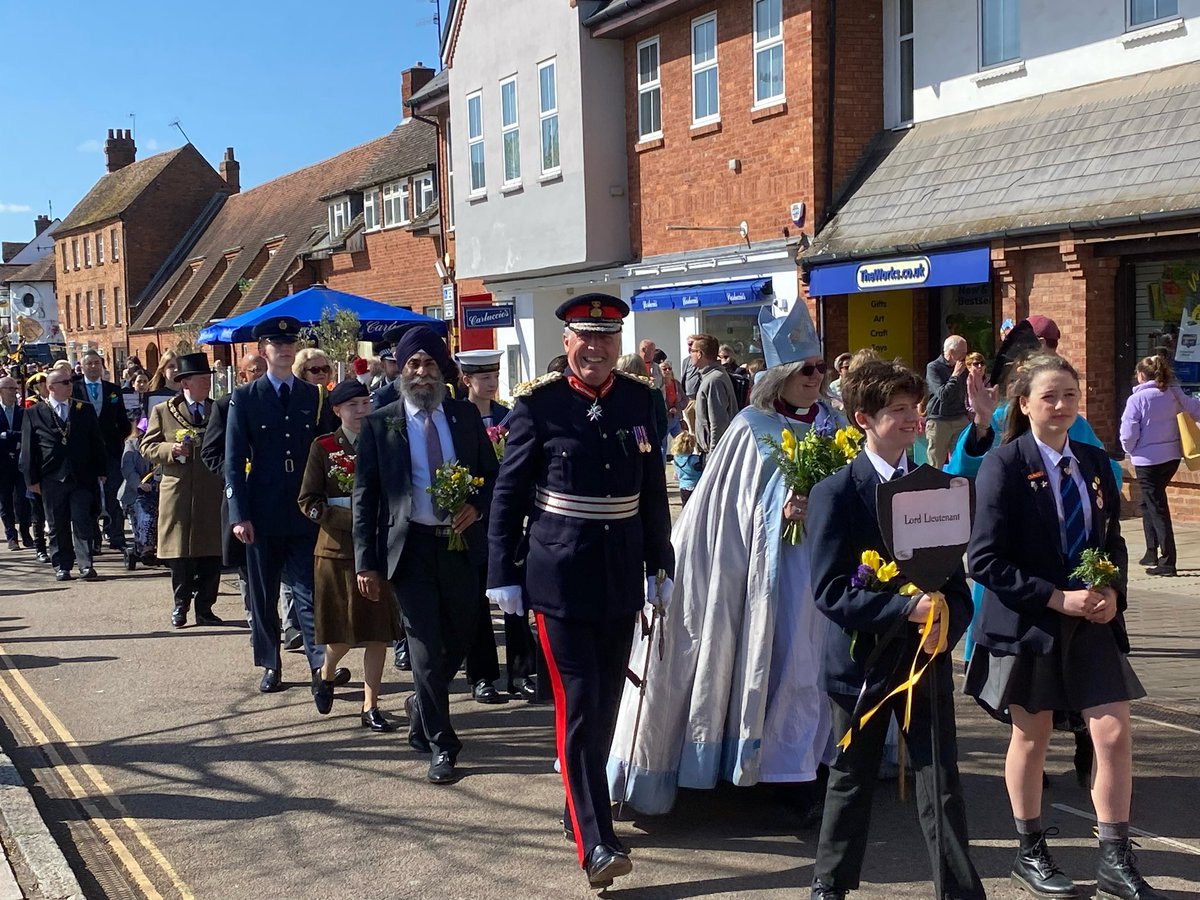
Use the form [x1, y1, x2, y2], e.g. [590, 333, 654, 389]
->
[88, 382, 101, 412]
[1058, 458, 1088, 575]
[278, 381, 290, 407]
[192, 403, 203, 425]
[57, 402, 68, 423]
[890, 467, 905, 481]
[423, 410, 447, 519]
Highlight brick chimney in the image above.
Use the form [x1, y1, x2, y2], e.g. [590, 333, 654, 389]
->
[402, 63, 437, 111]
[34, 215, 51, 236]
[104, 128, 137, 173]
[220, 147, 241, 194]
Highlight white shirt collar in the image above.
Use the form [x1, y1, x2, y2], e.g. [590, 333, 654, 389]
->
[864, 446, 909, 483]
[1033, 434, 1076, 471]
[84, 376, 101, 386]
[404, 398, 444, 420]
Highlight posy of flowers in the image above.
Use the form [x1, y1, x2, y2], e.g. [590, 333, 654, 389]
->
[760, 422, 864, 544]
[1070, 548, 1120, 589]
[427, 462, 484, 551]
[328, 450, 356, 492]
[486, 424, 508, 460]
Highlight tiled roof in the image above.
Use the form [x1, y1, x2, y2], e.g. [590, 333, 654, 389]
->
[347, 120, 437, 193]
[2, 252, 57, 284]
[133, 135, 392, 331]
[408, 198, 440, 231]
[58, 145, 203, 234]
[1, 243, 26, 264]
[807, 61, 1200, 261]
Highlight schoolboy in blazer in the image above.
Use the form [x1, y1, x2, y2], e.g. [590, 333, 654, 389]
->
[806, 359, 983, 900]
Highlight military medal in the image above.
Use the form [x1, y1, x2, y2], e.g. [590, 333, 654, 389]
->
[586, 400, 603, 422]
[633, 425, 651, 453]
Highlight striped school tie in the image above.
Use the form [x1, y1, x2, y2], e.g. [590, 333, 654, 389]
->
[1058, 458, 1088, 574]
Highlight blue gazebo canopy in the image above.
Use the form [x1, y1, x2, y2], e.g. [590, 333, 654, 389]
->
[197, 285, 447, 344]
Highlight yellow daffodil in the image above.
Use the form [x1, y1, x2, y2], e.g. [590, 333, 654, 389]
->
[780, 429, 797, 458]
[861, 549, 883, 571]
[877, 561, 900, 583]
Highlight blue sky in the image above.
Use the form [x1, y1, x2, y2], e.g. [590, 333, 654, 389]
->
[0, 0, 442, 243]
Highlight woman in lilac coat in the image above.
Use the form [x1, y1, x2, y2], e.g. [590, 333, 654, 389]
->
[1119, 354, 1200, 576]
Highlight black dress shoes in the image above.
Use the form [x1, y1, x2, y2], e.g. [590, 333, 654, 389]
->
[563, 818, 628, 854]
[259, 668, 282, 693]
[508, 676, 538, 701]
[1097, 839, 1165, 900]
[585, 843, 632, 889]
[311, 670, 334, 715]
[333, 666, 351, 686]
[472, 679, 507, 704]
[1011, 829, 1078, 898]
[1137, 551, 1158, 566]
[195, 612, 224, 626]
[393, 637, 410, 671]
[1145, 564, 1176, 577]
[171, 608, 187, 628]
[283, 627, 303, 651]
[36, 551, 51, 564]
[55, 569, 72, 581]
[427, 752, 459, 784]
[811, 881, 846, 900]
[7, 539, 19, 551]
[361, 707, 394, 732]
[79, 568, 99, 581]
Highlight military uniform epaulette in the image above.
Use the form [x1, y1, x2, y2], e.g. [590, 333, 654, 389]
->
[317, 433, 340, 454]
[614, 370, 655, 388]
[513, 371, 562, 398]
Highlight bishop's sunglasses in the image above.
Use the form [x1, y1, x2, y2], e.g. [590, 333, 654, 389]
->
[798, 361, 828, 376]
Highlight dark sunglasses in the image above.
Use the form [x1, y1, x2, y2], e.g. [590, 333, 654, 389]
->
[799, 361, 828, 376]
[306, 365, 331, 375]
[969, 361, 984, 368]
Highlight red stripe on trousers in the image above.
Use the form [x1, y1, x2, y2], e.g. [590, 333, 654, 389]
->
[535, 611, 586, 866]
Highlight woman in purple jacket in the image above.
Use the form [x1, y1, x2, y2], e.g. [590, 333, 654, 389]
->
[1119, 354, 1200, 576]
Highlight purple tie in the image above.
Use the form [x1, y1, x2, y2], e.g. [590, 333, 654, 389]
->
[423, 410, 446, 519]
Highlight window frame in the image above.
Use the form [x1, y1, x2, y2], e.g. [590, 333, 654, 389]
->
[1127, 0, 1178, 28]
[538, 58, 561, 176]
[83, 236, 92, 267]
[978, 0, 1020, 70]
[897, 0, 915, 125]
[328, 198, 350, 239]
[74, 293, 81, 329]
[500, 75, 522, 186]
[96, 233, 104, 265]
[382, 181, 410, 227]
[363, 189, 379, 231]
[61, 244, 68, 273]
[637, 36, 663, 140]
[114, 286, 122, 326]
[415, 174, 435, 216]
[71, 239, 79, 270]
[467, 90, 486, 195]
[111, 228, 119, 261]
[86, 290, 94, 328]
[98, 287, 107, 327]
[445, 120, 455, 231]
[691, 12, 720, 125]
[752, 0, 785, 107]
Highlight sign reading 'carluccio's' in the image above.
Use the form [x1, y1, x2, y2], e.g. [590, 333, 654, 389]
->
[855, 256, 931, 291]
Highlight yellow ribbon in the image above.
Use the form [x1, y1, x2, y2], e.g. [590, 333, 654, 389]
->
[837, 590, 949, 753]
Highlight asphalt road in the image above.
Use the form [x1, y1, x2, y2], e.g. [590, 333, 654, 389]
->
[0, 544, 1198, 899]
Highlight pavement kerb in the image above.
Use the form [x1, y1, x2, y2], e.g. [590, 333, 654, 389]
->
[0, 748, 85, 900]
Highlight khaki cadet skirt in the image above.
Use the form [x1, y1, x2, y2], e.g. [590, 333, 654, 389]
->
[314, 555, 402, 645]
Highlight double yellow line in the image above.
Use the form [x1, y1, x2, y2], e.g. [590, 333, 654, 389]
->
[0, 643, 193, 900]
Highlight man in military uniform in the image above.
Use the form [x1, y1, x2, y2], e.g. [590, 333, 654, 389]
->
[225, 317, 346, 694]
[486, 295, 674, 890]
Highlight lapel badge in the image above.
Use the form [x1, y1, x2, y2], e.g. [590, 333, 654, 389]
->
[1027, 471, 1046, 490]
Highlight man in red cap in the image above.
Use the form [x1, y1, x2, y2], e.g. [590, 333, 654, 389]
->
[486, 294, 674, 889]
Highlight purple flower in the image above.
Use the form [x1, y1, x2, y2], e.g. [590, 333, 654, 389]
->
[851, 563, 875, 589]
[814, 419, 836, 439]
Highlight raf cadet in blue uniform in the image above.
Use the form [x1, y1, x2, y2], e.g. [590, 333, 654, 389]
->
[486, 295, 674, 891]
[225, 317, 344, 694]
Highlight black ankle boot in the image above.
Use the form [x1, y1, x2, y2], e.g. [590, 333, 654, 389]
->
[1097, 839, 1165, 900]
[1011, 828, 1078, 898]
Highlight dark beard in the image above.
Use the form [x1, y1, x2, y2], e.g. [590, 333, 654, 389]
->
[400, 376, 446, 412]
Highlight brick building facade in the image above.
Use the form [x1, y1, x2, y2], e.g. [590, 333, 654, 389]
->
[53, 131, 232, 368]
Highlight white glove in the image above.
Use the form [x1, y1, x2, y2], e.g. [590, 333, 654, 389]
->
[486, 584, 524, 616]
[645, 575, 674, 613]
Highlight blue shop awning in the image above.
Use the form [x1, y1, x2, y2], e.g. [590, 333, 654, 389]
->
[631, 277, 773, 312]
[807, 246, 990, 296]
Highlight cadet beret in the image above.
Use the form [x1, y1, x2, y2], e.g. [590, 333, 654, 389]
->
[328, 379, 369, 407]
[251, 316, 304, 342]
[555, 294, 629, 333]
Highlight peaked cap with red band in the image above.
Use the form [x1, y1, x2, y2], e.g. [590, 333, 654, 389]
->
[555, 293, 630, 334]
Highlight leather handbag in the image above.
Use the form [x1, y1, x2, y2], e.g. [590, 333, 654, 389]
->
[1177, 411, 1200, 471]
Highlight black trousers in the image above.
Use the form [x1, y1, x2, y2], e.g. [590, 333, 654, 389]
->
[814, 662, 984, 899]
[245, 533, 321, 672]
[537, 610, 634, 866]
[465, 563, 538, 686]
[41, 478, 95, 572]
[391, 530, 478, 759]
[29, 492, 46, 553]
[0, 470, 31, 541]
[167, 556, 221, 616]
[1136, 459, 1180, 567]
[97, 455, 126, 549]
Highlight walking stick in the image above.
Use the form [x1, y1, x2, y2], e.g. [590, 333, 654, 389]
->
[616, 568, 666, 822]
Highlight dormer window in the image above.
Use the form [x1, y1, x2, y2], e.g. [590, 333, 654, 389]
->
[383, 181, 410, 227]
[364, 189, 380, 231]
[415, 174, 436, 216]
[328, 198, 351, 239]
